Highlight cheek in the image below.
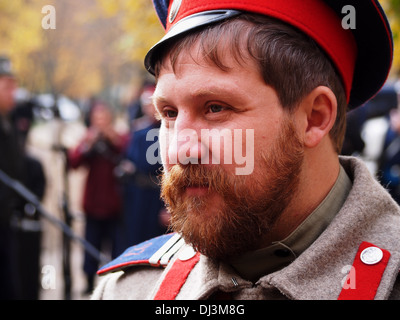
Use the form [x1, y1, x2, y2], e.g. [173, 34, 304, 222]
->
[159, 125, 176, 171]
[228, 128, 256, 176]
[245, 126, 282, 174]
[159, 135, 170, 171]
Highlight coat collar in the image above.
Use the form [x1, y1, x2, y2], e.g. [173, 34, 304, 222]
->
[228, 165, 352, 282]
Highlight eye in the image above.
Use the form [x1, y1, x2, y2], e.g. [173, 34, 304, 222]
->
[163, 109, 178, 119]
[208, 104, 225, 113]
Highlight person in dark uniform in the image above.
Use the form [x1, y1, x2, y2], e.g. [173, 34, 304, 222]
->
[0, 56, 25, 299]
[11, 96, 46, 300]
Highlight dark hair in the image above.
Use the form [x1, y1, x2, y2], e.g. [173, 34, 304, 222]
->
[154, 13, 347, 152]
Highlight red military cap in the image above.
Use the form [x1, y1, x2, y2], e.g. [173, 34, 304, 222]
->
[144, 0, 393, 109]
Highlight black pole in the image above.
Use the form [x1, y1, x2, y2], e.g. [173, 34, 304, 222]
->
[0, 169, 108, 266]
[52, 98, 73, 300]
[61, 152, 72, 300]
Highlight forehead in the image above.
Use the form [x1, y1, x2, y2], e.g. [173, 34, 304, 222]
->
[154, 44, 263, 100]
[92, 105, 111, 116]
[157, 29, 261, 80]
[155, 18, 256, 77]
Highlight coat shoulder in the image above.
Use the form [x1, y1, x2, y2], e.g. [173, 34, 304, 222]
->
[97, 233, 181, 276]
[92, 266, 166, 299]
[93, 232, 183, 300]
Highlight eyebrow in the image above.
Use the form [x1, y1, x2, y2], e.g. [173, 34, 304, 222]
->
[153, 85, 245, 107]
[152, 94, 167, 107]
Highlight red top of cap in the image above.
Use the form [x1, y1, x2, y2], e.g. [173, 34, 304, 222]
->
[165, 0, 357, 103]
[146, 0, 393, 109]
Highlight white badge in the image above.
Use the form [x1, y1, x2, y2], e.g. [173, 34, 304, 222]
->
[360, 246, 383, 265]
[169, 0, 182, 24]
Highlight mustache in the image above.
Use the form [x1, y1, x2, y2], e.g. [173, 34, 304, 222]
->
[163, 164, 229, 189]
[161, 164, 237, 203]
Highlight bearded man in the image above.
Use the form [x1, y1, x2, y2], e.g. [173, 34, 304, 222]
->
[93, 0, 400, 300]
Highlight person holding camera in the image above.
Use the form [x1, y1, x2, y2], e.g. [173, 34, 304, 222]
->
[68, 101, 127, 294]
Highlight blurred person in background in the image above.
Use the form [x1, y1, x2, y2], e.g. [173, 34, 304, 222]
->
[68, 101, 127, 294]
[115, 85, 168, 248]
[126, 82, 155, 131]
[376, 85, 400, 203]
[0, 56, 46, 300]
[10, 94, 46, 300]
[342, 85, 399, 157]
[0, 56, 23, 299]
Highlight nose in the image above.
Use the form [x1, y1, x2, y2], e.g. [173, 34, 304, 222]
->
[169, 127, 209, 165]
[163, 112, 210, 166]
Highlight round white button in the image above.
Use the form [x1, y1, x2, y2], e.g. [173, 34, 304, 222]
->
[360, 247, 383, 265]
[179, 246, 197, 261]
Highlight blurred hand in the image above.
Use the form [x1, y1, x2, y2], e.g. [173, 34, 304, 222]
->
[84, 127, 100, 145]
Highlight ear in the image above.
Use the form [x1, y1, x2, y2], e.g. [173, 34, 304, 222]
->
[299, 86, 337, 148]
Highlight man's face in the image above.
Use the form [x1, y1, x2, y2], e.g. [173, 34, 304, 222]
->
[0, 76, 16, 115]
[153, 46, 305, 260]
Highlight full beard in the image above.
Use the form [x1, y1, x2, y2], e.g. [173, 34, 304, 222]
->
[161, 119, 304, 260]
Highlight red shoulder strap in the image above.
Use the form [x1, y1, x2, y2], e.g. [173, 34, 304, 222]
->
[338, 241, 391, 300]
[154, 251, 200, 300]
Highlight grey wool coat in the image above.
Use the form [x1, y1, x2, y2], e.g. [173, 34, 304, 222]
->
[92, 156, 400, 300]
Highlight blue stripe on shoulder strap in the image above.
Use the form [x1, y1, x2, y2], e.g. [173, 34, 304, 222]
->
[97, 233, 179, 275]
